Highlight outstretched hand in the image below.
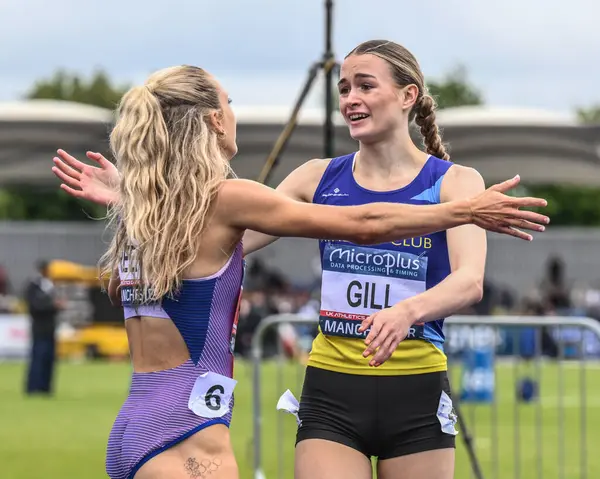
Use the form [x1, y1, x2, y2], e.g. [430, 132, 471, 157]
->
[469, 175, 549, 241]
[52, 149, 120, 206]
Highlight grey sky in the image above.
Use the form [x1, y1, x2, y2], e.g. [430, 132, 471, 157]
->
[1, 0, 597, 113]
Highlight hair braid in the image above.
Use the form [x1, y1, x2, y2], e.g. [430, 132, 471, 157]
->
[413, 94, 450, 161]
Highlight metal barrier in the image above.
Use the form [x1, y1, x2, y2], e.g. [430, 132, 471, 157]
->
[251, 314, 600, 479]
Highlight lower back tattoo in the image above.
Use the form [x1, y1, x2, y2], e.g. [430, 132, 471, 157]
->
[184, 457, 222, 478]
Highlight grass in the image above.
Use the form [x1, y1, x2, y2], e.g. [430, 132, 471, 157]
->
[1, 359, 599, 479]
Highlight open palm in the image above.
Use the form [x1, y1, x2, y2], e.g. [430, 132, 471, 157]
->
[52, 149, 120, 206]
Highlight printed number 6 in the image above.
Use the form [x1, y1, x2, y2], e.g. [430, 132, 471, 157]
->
[205, 384, 225, 411]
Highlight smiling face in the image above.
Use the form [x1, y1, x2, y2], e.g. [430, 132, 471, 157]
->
[338, 53, 420, 145]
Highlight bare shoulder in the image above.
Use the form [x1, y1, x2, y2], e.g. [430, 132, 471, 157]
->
[298, 157, 333, 175]
[444, 164, 485, 185]
[441, 164, 485, 201]
[279, 158, 333, 202]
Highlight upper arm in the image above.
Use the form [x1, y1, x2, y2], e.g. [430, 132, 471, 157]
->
[241, 158, 331, 254]
[217, 178, 370, 244]
[440, 165, 487, 278]
[274, 158, 331, 202]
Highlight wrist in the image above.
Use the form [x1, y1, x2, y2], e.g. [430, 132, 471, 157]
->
[455, 198, 474, 225]
[393, 299, 421, 326]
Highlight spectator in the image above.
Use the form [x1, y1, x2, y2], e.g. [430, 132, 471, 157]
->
[540, 256, 571, 313]
[24, 260, 65, 396]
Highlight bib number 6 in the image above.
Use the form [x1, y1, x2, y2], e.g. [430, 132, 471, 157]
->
[205, 384, 225, 411]
[188, 371, 237, 419]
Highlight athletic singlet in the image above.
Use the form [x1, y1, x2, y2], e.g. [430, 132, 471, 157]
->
[307, 153, 453, 376]
[118, 243, 245, 377]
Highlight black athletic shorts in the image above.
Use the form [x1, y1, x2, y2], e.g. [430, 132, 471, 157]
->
[295, 366, 457, 459]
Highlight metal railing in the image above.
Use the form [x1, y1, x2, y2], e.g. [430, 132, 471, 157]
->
[251, 314, 600, 479]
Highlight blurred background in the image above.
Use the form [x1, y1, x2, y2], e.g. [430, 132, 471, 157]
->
[1, 1, 600, 478]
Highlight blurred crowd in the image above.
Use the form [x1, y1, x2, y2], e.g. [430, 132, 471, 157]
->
[234, 255, 600, 360]
[0, 253, 599, 364]
[0, 265, 25, 314]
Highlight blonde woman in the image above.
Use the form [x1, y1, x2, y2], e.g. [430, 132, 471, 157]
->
[52, 63, 548, 479]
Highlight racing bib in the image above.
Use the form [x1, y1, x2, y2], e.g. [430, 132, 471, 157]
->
[188, 371, 237, 419]
[319, 243, 427, 340]
[118, 248, 156, 306]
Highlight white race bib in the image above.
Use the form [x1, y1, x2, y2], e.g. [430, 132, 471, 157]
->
[437, 390, 459, 436]
[276, 389, 302, 426]
[319, 243, 427, 339]
[118, 247, 158, 306]
[188, 371, 237, 419]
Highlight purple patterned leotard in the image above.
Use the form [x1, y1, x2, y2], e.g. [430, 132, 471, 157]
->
[105, 242, 244, 479]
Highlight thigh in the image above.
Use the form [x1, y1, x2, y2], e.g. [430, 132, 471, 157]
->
[377, 448, 454, 479]
[295, 438, 373, 479]
[134, 424, 239, 479]
[296, 366, 375, 457]
[378, 371, 457, 462]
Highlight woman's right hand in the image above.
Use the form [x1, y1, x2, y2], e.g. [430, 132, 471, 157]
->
[469, 175, 549, 240]
[52, 149, 120, 206]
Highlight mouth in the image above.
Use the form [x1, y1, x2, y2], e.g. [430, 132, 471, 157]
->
[347, 113, 370, 125]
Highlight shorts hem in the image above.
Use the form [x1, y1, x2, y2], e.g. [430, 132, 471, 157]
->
[128, 418, 230, 479]
[296, 428, 368, 457]
[378, 437, 456, 460]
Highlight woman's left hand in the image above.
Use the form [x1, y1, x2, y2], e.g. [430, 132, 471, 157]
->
[358, 305, 414, 367]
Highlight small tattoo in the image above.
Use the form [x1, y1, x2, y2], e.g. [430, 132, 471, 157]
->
[184, 457, 222, 478]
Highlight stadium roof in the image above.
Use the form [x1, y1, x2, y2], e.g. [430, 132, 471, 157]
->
[0, 99, 114, 123]
[231, 104, 580, 127]
[0, 100, 578, 127]
[0, 99, 598, 187]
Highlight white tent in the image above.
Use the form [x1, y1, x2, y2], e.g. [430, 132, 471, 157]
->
[0, 99, 598, 187]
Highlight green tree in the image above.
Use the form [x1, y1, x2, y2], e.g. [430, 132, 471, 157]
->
[576, 105, 600, 124]
[524, 184, 600, 226]
[427, 65, 484, 110]
[0, 69, 128, 221]
[26, 69, 129, 110]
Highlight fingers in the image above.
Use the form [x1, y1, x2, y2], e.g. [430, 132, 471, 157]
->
[510, 196, 548, 208]
[489, 174, 520, 192]
[59, 183, 86, 199]
[57, 149, 86, 170]
[369, 334, 398, 366]
[505, 218, 546, 233]
[87, 151, 111, 167]
[363, 324, 391, 358]
[52, 157, 81, 182]
[363, 316, 381, 346]
[493, 224, 533, 241]
[358, 315, 375, 333]
[52, 166, 82, 189]
[508, 209, 550, 225]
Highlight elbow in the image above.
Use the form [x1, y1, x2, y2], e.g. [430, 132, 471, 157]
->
[353, 231, 376, 245]
[351, 210, 387, 245]
[108, 280, 122, 307]
[469, 275, 484, 305]
[109, 291, 121, 307]
[352, 223, 381, 245]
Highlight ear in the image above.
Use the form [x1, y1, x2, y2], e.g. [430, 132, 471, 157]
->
[400, 84, 419, 111]
[209, 110, 225, 135]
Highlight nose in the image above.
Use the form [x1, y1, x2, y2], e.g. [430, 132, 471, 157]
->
[345, 89, 362, 108]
